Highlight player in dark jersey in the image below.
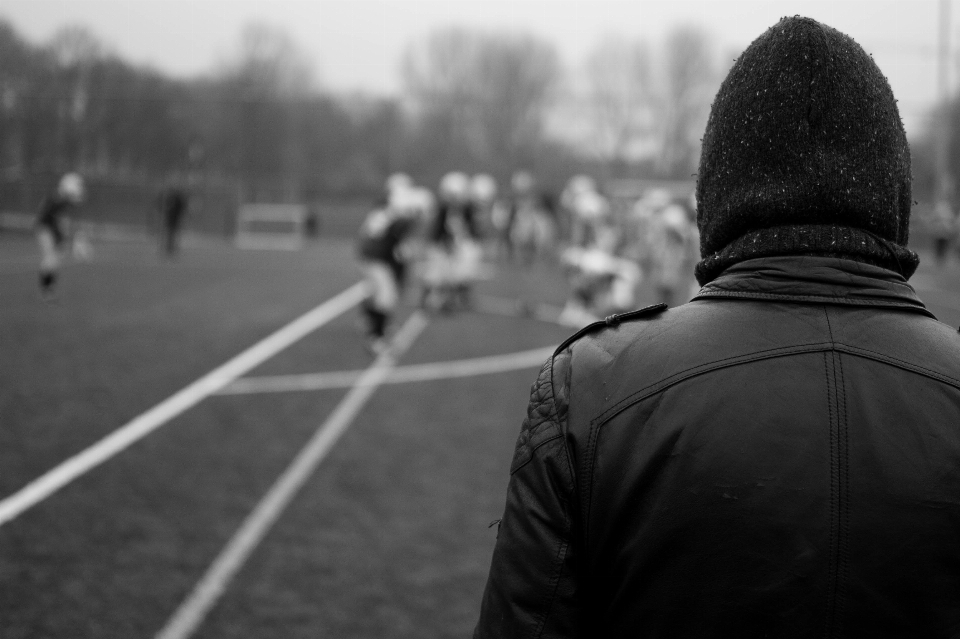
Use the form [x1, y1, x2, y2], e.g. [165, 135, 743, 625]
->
[357, 186, 428, 354]
[159, 186, 188, 256]
[421, 171, 484, 311]
[36, 172, 85, 300]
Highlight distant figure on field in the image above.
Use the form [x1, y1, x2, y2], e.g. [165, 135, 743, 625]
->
[160, 186, 188, 256]
[35, 172, 85, 300]
[930, 196, 955, 265]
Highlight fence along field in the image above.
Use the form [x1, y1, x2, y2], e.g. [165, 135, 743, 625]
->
[0, 232, 574, 637]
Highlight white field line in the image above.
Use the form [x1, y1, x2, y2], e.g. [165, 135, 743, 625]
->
[155, 311, 429, 639]
[0, 282, 369, 528]
[215, 345, 556, 395]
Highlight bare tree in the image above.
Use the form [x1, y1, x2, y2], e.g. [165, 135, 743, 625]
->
[473, 33, 561, 164]
[217, 23, 314, 200]
[584, 36, 652, 173]
[402, 28, 561, 169]
[224, 23, 313, 98]
[48, 26, 110, 169]
[49, 25, 106, 69]
[656, 25, 716, 177]
[402, 28, 478, 161]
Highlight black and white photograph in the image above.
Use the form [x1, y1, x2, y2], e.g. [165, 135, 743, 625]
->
[2, 1, 960, 637]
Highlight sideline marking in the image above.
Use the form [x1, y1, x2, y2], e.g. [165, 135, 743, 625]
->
[215, 345, 556, 394]
[0, 282, 369, 528]
[155, 311, 429, 639]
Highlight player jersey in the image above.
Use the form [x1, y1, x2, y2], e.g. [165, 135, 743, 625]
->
[427, 202, 479, 246]
[36, 195, 73, 243]
[357, 208, 415, 264]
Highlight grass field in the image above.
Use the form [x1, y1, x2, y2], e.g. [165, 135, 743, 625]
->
[2, 231, 960, 638]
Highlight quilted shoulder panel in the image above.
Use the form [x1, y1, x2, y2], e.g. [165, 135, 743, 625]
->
[509, 350, 571, 474]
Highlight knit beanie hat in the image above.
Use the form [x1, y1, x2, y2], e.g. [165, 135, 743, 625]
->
[695, 16, 918, 285]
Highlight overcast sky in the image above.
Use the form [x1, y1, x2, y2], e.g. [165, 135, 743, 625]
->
[0, 0, 953, 136]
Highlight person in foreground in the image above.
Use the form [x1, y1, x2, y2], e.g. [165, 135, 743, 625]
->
[474, 16, 960, 638]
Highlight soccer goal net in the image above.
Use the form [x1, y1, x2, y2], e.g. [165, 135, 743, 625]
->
[235, 204, 308, 250]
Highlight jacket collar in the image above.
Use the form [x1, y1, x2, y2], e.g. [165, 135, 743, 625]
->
[692, 255, 935, 318]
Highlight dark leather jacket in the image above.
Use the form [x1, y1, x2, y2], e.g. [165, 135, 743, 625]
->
[475, 256, 960, 638]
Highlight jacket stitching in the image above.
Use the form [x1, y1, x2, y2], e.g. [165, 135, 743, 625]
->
[695, 289, 933, 313]
[697, 289, 912, 303]
[511, 360, 558, 474]
[515, 359, 577, 638]
[583, 343, 833, 551]
[836, 352, 851, 632]
[834, 344, 960, 389]
[512, 355, 571, 477]
[533, 440, 576, 639]
[591, 342, 834, 427]
[823, 352, 838, 639]
[549, 353, 557, 424]
[509, 433, 562, 475]
[587, 340, 960, 433]
[531, 501, 570, 639]
[556, 353, 577, 494]
[582, 416, 599, 551]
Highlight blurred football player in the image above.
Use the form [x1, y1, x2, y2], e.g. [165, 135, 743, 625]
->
[558, 222, 641, 327]
[35, 172, 85, 300]
[561, 174, 607, 248]
[357, 185, 426, 354]
[470, 173, 498, 239]
[422, 171, 483, 311]
[648, 198, 699, 306]
[385, 172, 413, 199]
[508, 170, 555, 265]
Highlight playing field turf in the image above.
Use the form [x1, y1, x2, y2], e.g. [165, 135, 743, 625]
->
[2, 232, 959, 638]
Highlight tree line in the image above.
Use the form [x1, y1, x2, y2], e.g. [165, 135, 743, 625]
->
[0, 17, 945, 209]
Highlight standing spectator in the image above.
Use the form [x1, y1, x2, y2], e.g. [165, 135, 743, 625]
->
[160, 185, 188, 257]
[35, 172, 84, 300]
[475, 17, 960, 637]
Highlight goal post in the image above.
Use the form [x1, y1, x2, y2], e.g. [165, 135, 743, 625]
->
[235, 204, 308, 250]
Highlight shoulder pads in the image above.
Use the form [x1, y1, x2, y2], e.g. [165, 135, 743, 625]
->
[553, 303, 668, 356]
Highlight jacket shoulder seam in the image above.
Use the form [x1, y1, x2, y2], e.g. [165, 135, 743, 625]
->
[553, 303, 667, 356]
[592, 341, 834, 426]
[508, 433, 562, 475]
[834, 343, 960, 390]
